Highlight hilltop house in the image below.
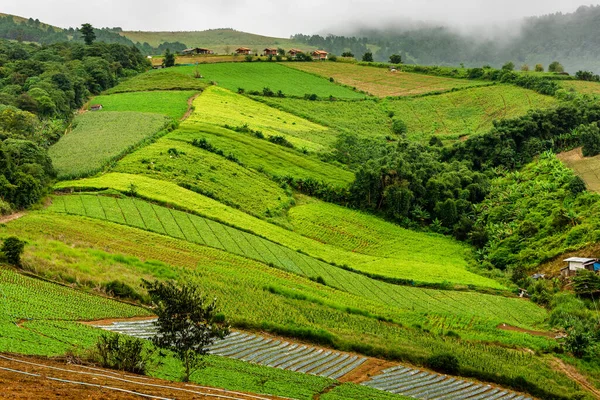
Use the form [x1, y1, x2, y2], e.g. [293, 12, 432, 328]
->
[311, 50, 328, 60]
[263, 48, 278, 56]
[561, 257, 600, 277]
[181, 48, 213, 55]
[90, 104, 102, 111]
[236, 47, 252, 55]
[287, 48, 303, 59]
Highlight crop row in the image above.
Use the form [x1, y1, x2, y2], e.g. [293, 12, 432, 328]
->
[0, 268, 146, 322]
[50, 194, 544, 328]
[95, 319, 367, 379]
[363, 365, 531, 400]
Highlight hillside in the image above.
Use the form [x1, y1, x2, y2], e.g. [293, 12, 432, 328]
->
[121, 28, 315, 53]
[3, 35, 600, 400]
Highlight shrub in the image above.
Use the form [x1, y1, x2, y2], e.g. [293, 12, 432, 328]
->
[548, 61, 564, 73]
[568, 176, 586, 196]
[389, 54, 402, 64]
[244, 55, 253, 62]
[427, 353, 459, 374]
[535, 64, 544, 72]
[1, 236, 26, 266]
[102, 280, 146, 303]
[392, 119, 408, 135]
[362, 52, 373, 62]
[502, 61, 515, 71]
[580, 123, 600, 157]
[94, 333, 154, 374]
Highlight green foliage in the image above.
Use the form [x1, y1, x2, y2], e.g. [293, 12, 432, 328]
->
[502, 61, 515, 71]
[549, 61, 565, 73]
[80, 23, 96, 45]
[1, 236, 26, 266]
[535, 64, 544, 72]
[568, 175, 587, 196]
[426, 353, 460, 374]
[162, 48, 175, 67]
[105, 69, 208, 94]
[391, 119, 407, 135]
[49, 111, 172, 179]
[362, 52, 373, 62]
[389, 54, 402, 64]
[102, 280, 146, 303]
[573, 270, 600, 297]
[94, 333, 154, 374]
[143, 280, 229, 381]
[580, 122, 600, 157]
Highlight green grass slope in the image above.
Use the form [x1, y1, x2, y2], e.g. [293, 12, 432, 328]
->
[105, 68, 209, 94]
[187, 63, 365, 99]
[90, 91, 197, 119]
[385, 85, 557, 142]
[190, 86, 337, 152]
[49, 111, 172, 179]
[285, 62, 490, 97]
[55, 174, 502, 289]
[113, 135, 293, 218]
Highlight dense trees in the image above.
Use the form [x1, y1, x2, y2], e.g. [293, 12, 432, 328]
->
[80, 23, 96, 46]
[0, 39, 150, 212]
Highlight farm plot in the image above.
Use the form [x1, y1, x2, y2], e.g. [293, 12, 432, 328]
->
[104, 68, 208, 94]
[285, 62, 489, 97]
[259, 97, 392, 139]
[558, 147, 600, 192]
[56, 174, 502, 288]
[50, 194, 545, 328]
[189, 86, 336, 153]
[362, 365, 532, 400]
[288, 199, 480, 286]
[49, 111, 171, 179]
[176, 62, 365, 99]
[384, 85, 557, 142]
[560, 80, 600, 96]
[90, 91, 197, 119]
[170, 124, 354, 186]
[95, 320, 367, 380]
[113, 136, 293, 219]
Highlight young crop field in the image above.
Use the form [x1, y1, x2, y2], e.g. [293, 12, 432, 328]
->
[384, 85, 557, 142]
[90, 91, 197, 119]
[113, 135, 293, 219]
[288, 198, 478, 284]
[54, 174, 500, 288]
[558, 147, 600, 192]
[170, 124, 354, 186]
[560, 80, 600, 95]
[48, 194, 541, 327]
[285, 62, 490, 97]
[49, 112, 172, 179]
[4, 212, 579, 399]
[189, 86, 337, 152]
[259, 97, 392, 139]
[176, 63, 365, 99]
[104, 68, 209, 94]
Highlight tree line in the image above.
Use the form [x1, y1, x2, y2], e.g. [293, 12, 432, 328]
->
[0, 38, 150, 213]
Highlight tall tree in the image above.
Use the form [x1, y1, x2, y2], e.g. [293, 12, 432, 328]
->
[143, 280, 229, 382]
[80, 23, 96, 46]
[162, 48, 175, 68]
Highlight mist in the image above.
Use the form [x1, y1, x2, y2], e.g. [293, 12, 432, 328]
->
[1, 0, 592, 38]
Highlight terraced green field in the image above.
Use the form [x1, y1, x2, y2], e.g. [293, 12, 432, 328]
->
[49, 112, 172, 179]
[285, 62, 489, 97]
[384, 85, 557, 142]
[113, 135, 293, 218]
[54, 175, 500, 288]
[259, 97, 392, 138]
[560, 80, 600, 95]
[105, 68, 209, 93]
[170, 124, 354, 186]
[178, 63, 365, 99]
[91, 91, 197, 119]
[190, 86, 336, 152]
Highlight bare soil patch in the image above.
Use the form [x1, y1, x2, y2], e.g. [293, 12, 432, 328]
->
[497, 323, 556, 338]
[0, 353, 286, 400]
[338, 358, 396, 384]
[0, 212, 25, 224]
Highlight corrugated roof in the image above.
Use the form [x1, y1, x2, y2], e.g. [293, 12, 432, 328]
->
[564, 257, 596, 263]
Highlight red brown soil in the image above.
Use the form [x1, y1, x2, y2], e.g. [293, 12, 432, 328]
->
[552, 357, 600, 399]
[497, 323, 556, 338]
[0, 353, 287, 400]
[181, 93, 201, 121]
[337, 358, 396, 384]
[0, 212, 25, 224]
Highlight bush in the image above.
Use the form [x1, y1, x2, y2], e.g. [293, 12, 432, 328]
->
[426, 353, 459, 374]
[391, 119, 407, 135]
[244, 55, 253, 62]
[568, 176, 587, 196]
[548, 61, 564, 73]
[502, 61, 515, 71]
[94, 333, 154, 374]
[102, 280, 146, 303]
[581, 123, 600, 157]
[362, 52, 373, 62]
[535, 64, 544, 72]
[0, 199, 11, 216]
[1, 236, 26, 266]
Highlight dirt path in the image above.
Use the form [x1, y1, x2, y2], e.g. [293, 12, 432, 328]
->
[0, 353, 288, 400]
[181, 93, 201, 121]
[552, 357, 600, 399]
[0, 212, 25, 224]
[497, 323, 556, 338]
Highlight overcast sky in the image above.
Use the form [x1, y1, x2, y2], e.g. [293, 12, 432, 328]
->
[2, 1, 592, 37]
